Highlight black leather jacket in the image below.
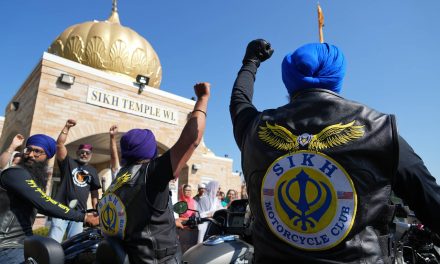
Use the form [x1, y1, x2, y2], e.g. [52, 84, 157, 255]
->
[0, 174, 37, 248]
[0, 166, 84, 248]
[98, 154, 180, 264]
[230, 63, 401, 263]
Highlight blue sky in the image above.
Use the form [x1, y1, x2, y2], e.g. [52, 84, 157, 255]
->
[1, 1, 439, 181]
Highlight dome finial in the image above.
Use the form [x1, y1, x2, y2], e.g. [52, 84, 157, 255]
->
[107, 0, 120, 24]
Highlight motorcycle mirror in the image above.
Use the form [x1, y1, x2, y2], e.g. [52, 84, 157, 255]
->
[69, 199, 78, 209]
[173, 201, 188, 214]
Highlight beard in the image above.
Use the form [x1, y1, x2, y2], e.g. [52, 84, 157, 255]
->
[77, 155, 91, 164]
[77, 157, 90, 164]
[19, 157, 49, 190]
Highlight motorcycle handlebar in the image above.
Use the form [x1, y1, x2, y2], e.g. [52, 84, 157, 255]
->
[182, 216, 222, 229]
[395, 221, 440, 247]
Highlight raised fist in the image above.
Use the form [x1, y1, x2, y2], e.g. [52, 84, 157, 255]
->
[109, 125, 118, 137]
[242, 39, 274, 67]
[194, 82, 211, 99]
[65, 119, 77, 128]
[11, 134, 25, 149]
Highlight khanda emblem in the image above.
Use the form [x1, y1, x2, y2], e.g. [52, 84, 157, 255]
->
[101, 202, 117, 233]
[278, 170, 332, 231]
[258, 121, 365, 152]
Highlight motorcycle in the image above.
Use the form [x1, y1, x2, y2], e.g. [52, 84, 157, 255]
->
[24, 226, 102, 264]
[394, 204, 440, 264]
[24, 197, 440, 264]
[174, 199, 254, 264]
[24, 200, 103, 264]
[26, 199, 440, 264]
[24, 199, 254, 264]
[177, 200, 440, 264]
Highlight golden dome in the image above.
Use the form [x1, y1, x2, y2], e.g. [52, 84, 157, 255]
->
[48, 1, 162, 88]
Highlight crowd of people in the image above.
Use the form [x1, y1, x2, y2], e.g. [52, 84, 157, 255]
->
[175, 181, 244, 246]
[178, 182, 239, 216]
[0, 82, 211, 263]
[0, 117, 242, 263]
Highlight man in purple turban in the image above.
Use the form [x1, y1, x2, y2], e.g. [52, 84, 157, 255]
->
[0, 134, 99, 263]
[48, 119, 101, 243]
[120, 128, 158, 164]
[97, 82, 211, 264]
[230, 39, 440, 263]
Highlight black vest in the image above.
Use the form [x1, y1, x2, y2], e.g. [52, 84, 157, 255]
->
[242, 89, 398, 263]
[98, 163, 179, 264]
[0, 167, 37, 248]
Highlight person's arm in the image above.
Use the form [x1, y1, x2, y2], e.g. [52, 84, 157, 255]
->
[169, 82, 210, 179]
[392, 135, 440, 234]
[91, 190, 99, 209]
[57, 119, 76, 161]
[0, 168, 84, 221]
[0, 134, 24, 169]
[89, 171, 101, 208]
[109, 125, 120, 178]
[229, 39, 274, 149]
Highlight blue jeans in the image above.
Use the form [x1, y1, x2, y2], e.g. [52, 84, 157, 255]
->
[48, 218, 83, 243]
[0, 248, 24, 264]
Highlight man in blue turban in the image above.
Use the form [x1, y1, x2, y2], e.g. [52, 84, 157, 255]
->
[25, 134, 57, 158]
[97, 82, 211, 264]
[281, 42, 346, 95]
[0, 133, 98, 263]
[230, 39, 440, 263]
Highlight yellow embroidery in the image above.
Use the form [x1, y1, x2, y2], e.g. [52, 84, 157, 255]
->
[104, 171, 131, 195]
[258, 121, 364, 152]
[258, 122, 299, 151]
[26, 180, 70, 214]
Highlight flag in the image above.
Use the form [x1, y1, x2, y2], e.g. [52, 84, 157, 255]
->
[337, 191, 353, 199]
[263, 188, 274, 196]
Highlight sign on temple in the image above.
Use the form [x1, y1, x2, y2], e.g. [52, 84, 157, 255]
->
[87, 86, 178, 125]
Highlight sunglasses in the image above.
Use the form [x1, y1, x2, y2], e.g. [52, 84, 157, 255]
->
[184, 189, 192, 192]
[78, 150, 92, 156]
[23, 147, 46, 157]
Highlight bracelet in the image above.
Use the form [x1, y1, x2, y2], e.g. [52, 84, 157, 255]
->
[193, 109, 207, 117]
[61, 130, 68, 135]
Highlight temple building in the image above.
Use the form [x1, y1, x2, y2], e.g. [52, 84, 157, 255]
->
[0, 2, 241, 221]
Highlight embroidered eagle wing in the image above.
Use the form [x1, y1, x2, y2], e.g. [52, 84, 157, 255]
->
[258, 122, 299, 152]
[308, 121, 365, 151]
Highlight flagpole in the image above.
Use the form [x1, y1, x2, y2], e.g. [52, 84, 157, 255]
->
[317, 3, 325, 43]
